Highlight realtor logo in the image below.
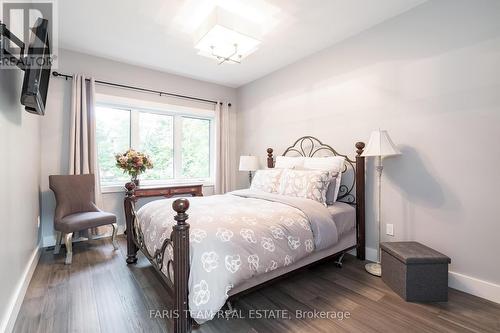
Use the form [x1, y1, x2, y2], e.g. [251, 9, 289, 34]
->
[0, 0, 58, 68]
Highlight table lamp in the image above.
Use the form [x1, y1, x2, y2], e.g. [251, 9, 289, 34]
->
[239, 155, 259, 185]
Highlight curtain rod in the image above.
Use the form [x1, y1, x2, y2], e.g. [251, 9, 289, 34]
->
[52, 71, 231, 106]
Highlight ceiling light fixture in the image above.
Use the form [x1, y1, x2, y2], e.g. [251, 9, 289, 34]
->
[194, 7, 261, 65]
[210, 44, 241, 64]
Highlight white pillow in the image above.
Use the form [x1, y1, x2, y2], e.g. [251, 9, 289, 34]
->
[278, 169, 331, 204]
[274, 156, 304, 169]
[250, 169, 283, 193]
[302, 156, 345, 203]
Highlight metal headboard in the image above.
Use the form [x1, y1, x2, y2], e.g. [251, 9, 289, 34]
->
[280, 136, 357, 204]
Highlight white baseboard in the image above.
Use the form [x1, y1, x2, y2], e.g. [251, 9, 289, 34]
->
[449, 271, 500, 304]
[42, 225, 126, 247]
[0, 243, 41, 333]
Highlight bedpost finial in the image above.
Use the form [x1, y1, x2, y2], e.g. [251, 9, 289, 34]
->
[172, 198, 190, 214]
[173, 198, 190, 225]
[124, 182, 137, 202]
[125, 181, 136, 192]
[355, 142, 365, 156]
[267, 148, 274, 168]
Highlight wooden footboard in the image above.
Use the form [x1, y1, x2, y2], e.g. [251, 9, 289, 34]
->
[124, 183, 192, 333]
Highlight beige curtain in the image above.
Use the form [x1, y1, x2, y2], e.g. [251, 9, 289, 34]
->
[69, 74, 102, 206]
[215, 102, 231, 194]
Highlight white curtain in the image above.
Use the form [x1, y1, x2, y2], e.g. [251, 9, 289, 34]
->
[69, 74, 102, 207]
[215, 102, 231, 194]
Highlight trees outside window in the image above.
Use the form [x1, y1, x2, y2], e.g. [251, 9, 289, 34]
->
[96, 104, 214, 187]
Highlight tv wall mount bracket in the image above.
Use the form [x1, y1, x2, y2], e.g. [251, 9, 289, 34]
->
[0, 20, 26, 70]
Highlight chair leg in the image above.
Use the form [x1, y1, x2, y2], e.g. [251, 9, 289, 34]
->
[64, 233, 73, 265]
[111, 223, 118, 250]
[54, 231, 62, 254]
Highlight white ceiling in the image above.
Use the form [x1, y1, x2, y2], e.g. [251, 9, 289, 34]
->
[59, 0, 426, 88]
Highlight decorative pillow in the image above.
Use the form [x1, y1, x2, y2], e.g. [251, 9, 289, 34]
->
[275, 156, 304, 169]
[302, 156, 345, 203]
[278, 169, 331, 204]
[250, 169, 283, 193]
[325, 172, 340, 205]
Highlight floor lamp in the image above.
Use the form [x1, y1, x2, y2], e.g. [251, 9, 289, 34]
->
[362, 130, 401, 276]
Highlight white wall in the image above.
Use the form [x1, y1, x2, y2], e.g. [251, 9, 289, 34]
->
[0, 69, 41, 330]
[41, 49, 237, 246]
[237, 0, 500, 292]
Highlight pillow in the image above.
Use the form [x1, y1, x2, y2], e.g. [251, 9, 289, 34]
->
[325, 172, 340, 205]
[278, 169, 331, 204]
[302, 156, 345, 203]
[275, 156, 304, 169]
[250, 169, 283, 193]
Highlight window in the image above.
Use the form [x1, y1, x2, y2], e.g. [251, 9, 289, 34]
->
[182, 117, 211, 179]
[96, 102, 214, 188]
[138, 112, 174, 180]
[95, 106, 131, 185]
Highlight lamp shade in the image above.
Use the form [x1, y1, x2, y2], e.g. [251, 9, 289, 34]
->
[362, 130, 401, 157]
[239, 155, 259, 171]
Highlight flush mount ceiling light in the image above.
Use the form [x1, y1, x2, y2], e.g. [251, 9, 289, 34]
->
[194, 7, 261, 64]
[195, 25, 261, 64]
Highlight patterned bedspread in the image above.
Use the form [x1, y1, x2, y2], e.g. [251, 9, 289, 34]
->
[136, 189, 338, 323]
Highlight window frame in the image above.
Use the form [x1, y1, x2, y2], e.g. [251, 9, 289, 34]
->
[95, 94, 216, 193]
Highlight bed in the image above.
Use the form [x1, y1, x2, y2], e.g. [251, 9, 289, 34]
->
[124, 136, 366, 333]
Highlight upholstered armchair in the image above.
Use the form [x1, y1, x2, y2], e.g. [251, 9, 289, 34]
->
[49, 174, 118, 264]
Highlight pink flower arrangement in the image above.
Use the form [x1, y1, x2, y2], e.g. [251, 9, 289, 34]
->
[115, 149, 153, 180]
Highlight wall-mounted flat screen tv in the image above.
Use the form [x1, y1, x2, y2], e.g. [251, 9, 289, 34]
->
[20, 18, 51, 115]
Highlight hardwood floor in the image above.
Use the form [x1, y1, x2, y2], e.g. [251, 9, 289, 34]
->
[14, 236, 500, 333]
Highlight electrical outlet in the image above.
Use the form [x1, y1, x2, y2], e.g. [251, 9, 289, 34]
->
[37, 216, 40, 228]
[386, 223, 394, 236]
